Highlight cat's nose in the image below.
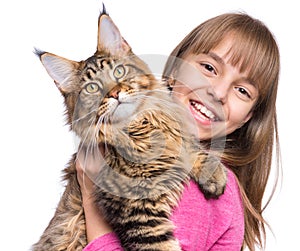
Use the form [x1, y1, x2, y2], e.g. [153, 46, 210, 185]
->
[108, 86, 120, 99]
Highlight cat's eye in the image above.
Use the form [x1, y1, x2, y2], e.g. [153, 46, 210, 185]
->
[85, 83, 100, 93]
[113, 65, 126, 79]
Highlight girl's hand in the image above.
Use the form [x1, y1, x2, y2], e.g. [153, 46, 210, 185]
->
[76, 145, 113, 243]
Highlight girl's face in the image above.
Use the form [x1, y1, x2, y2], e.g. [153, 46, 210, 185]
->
[172, 36, 258, 140]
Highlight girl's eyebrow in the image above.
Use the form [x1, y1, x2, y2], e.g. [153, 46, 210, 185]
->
[207, 52, 257, 88]
[207, 52, 225, 65]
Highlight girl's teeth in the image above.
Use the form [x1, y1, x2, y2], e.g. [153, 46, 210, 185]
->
[191, 101, 216, 121]
[200, 106, 206, 114]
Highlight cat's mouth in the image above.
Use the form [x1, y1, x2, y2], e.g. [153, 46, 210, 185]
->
[189, 100, 222, 122]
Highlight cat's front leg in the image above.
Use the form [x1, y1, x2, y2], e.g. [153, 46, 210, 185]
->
[190, 152, 227, 199]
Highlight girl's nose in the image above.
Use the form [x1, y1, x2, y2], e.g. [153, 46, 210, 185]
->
[207, 81, 229, 104]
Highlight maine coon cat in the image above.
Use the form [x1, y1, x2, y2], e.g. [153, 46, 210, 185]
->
[32, 7, 227, 251]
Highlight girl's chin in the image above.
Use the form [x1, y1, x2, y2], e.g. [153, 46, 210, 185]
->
[194, 120, 228, 141]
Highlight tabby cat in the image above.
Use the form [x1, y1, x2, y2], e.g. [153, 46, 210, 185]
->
[32, 7, 227, 251]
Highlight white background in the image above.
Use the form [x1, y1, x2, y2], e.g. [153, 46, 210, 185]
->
[0, 0, 299, 250]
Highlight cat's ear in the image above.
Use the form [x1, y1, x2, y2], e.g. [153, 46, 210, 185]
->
[36, 50, 79, 93]
[97, 12, 131, 56]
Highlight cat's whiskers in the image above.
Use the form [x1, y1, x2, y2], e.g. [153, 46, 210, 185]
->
[77, 116, 99, 156]
[96, 114, 111, 151]
[101, 116, 122, 163]
[72, 108, 99, 124]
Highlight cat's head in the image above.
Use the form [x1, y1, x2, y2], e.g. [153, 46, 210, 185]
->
[36, 9, 160, 144]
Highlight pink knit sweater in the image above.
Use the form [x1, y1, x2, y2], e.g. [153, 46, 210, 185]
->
[83, 168, 244, 251]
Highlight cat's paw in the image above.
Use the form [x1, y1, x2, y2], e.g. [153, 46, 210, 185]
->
[198, 162, 227, 199]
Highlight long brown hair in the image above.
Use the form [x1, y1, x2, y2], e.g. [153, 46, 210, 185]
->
[163, 13, 280, 250]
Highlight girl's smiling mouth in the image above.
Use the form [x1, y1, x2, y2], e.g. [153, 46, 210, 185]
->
[189, 100, 221, 124]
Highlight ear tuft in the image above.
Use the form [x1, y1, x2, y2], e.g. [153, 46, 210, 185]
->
[100, 3, 108, 16]
[33, 47, 45, 59]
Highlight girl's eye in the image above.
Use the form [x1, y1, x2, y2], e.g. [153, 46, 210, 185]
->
[235, 87, 251, 98]
[200, 63, 216, 75]
[85, 82, 100, 93]
[113, 65, 126, 79]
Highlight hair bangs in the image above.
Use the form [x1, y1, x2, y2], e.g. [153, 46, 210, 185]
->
[226, 30, 279, 98]
[185, 13, 279, 99]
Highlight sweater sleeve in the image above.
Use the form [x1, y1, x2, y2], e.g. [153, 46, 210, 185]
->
[208, 169, 245, 251]
[171, 168, 244, 251]
[83, 232, 123, 251]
